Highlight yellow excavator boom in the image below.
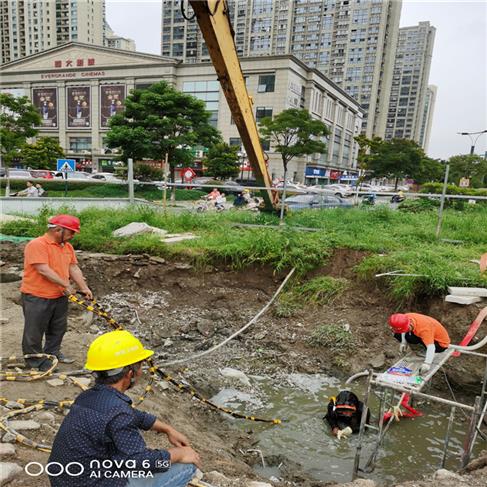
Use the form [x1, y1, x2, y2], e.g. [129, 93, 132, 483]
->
[188, 0, 277, 210]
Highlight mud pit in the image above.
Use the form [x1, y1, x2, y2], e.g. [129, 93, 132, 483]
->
[1, 241, 486, 486]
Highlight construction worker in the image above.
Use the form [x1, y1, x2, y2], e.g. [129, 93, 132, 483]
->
[48, 330, 199, 487]
[324, 390, 369, 438]
[20, 214, 92, 370]
[388, 313, 451, 374]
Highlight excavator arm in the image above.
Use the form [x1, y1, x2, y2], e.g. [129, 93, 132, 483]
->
[188, 0, 278, 210]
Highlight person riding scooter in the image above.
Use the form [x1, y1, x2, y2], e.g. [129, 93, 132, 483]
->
[391, 190, 405, 203]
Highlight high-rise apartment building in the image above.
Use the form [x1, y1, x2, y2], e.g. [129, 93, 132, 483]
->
[385, 21, 435, 146]
[418, 84, 437, 152]
[105, 23, 136, 51]
[161, 0, 402, 138]
[0, 0, 105, 64]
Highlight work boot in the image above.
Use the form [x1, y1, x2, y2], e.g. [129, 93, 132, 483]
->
[38, 359, 56, 372]
[56, 352, 75, 364]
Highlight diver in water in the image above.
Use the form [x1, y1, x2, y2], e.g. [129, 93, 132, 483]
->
[324, 390, 370, 438]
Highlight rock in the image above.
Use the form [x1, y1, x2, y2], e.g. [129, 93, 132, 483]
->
[89, 325, 100, 333]
[35, 411, 56, 424]
[196, 319, 214, 337]
[134, 268, 142, 279]
[369, 352, 385, 369]
[157, 381, 170, 391]
[174, 263, 192, 270]
[4, 402, 23, 410]
[47, 378, 65, 387]
[341, 479, 376, 487]
[0, 462, 22, 484]
[112, 222, 168, 238]
[163, 338, 173, 347]
[7, 420, 40, 431]
[1, 434, 16, 444]
[0, 444, 16, 457]
[433, 469, 466, 482]
[219, 367, 252, 387]
[150, 257, 166, 264]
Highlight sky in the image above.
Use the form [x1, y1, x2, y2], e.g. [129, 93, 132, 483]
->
[105, 0, 487, 160]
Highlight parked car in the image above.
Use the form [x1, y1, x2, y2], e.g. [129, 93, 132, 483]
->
[30, 170, 53, 179]
[285, 194, 352, 211]
[89, 172, 124, 183]
[273, 181, 307, 194]
[6, 169, 31, 179]
[310, 184, 354, 198]
[53, 171, 92, 180]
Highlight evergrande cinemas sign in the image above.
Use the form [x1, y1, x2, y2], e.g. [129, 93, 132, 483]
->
[40, 57, 105, 79]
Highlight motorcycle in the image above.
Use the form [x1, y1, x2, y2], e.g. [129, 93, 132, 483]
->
[391, 194, 405, 203]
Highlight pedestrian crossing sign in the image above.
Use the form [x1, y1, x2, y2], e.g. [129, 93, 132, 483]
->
[57, 159, 76, 172]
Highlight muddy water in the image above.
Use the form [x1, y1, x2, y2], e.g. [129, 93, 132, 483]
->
[211, 374, 483, 485]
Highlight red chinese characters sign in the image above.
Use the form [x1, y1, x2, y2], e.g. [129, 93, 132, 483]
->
[54, 58, 95, 68]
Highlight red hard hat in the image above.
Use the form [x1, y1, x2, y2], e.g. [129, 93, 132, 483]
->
[48, 214, 80, 233]
[388, 314, 410, 333]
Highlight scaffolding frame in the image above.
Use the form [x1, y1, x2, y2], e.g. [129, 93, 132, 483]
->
[351, 348, 487, 480]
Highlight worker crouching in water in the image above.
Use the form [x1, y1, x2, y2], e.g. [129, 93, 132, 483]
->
[324, 390, 370, 439]
[388, 313, 451, 374]
[48, 330, 200, 487]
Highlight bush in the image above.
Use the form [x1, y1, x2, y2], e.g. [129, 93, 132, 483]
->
[398, 198, 439, 213]
[420, 183, 487, 197]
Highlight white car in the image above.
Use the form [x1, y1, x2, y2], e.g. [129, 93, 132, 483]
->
[7, 169, 32, 179]
[89, 172, 124, 183]
[54, 171, 91, 180]
[309, 184, 354, 198]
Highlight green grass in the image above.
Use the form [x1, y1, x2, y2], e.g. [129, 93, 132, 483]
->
[274, 276, 348, 316]
[1, 205, 485, 301]
[307, 323, 356, 354]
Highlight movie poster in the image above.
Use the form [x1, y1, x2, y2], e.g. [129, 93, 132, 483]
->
[67, 86, 91, 128]
[32, 88, 58, 128]
[100, 85, 125, 127]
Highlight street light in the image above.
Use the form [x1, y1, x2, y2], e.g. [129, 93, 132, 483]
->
[457, 130, 487, 155]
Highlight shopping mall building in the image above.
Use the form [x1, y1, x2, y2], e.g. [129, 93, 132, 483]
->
[0, 42, 363, 183]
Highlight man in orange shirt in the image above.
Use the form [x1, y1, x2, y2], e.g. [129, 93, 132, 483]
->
[388, 313, 451, 375]
[21, 214, 92, 371]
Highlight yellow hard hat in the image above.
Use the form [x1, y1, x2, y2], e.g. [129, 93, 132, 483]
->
[85, 330, 154, 371]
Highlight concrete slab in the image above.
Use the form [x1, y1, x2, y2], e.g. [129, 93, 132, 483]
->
[445, 295, 482, 305]
[447, 287, 487, 297]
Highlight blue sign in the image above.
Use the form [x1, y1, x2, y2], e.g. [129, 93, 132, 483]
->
[305, 166, 326, 177]
[57, 159, 76, 172]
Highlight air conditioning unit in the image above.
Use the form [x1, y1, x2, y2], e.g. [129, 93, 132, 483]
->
[257, 85, 266, 93]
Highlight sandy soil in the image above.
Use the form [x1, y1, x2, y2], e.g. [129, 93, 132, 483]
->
[0, 241, 485, 486]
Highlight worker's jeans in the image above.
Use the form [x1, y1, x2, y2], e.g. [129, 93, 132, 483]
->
[21, 293, 68, 368]
[127, 463, 196, 487]
[393, 333, 447, 353]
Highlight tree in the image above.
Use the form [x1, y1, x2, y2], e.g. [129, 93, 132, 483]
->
[0, 93, 41, 167]
[361, 137, 442, 188]
[447, 154, 487, 188]
[204, 143, 240, 179]
[105, 81, 221, 197]
[259, 108, 329, 218]
[20, 137, 64, 170]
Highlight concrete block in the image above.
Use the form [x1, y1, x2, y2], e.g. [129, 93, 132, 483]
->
[0, 462, 22, 485]
[445, 295, 482, 305]
[7, 420, 40, 431]
[447, 287, 487, 297]
[46, 378, 65, 387]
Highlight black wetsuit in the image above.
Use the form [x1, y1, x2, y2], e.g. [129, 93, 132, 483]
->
[324, 390, 370, 433]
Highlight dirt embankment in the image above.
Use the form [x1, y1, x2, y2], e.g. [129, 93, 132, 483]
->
[0, 241, 485, 486]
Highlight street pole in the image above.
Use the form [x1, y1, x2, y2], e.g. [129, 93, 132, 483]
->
[435, 163, 450, 239]
[127, 157, 134, 204]
[63, 170, 68, 198]
[162, 152, 169, 212]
